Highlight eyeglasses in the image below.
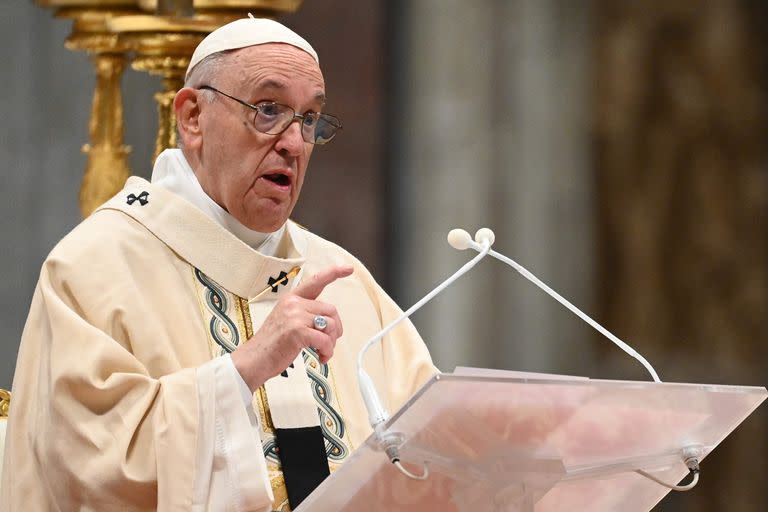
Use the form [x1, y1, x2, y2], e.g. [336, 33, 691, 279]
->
[198, 85, 342, 145]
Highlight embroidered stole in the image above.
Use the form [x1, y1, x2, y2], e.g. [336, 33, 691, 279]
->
[194, 268, 350, 511]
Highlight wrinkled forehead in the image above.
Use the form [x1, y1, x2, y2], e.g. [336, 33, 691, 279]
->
[223, 44, 326, 97]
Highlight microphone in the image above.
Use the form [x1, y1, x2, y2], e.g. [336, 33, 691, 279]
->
[446, 228, 473, 250]
[357, 226, 660, 480]
[448, 227, 495, 251]
[357, 229, 494, 430]
[453, 228, 662, 383]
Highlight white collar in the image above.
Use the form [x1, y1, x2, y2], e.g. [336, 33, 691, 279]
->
[151, 149, 284, 256]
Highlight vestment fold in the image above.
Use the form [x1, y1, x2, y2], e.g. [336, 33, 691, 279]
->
[1, 177, 436, 511]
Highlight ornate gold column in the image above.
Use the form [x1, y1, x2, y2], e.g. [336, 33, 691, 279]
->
[35, 1, 140, 217]
[110, 17, 216, 160]
[0, 389, 10, 418]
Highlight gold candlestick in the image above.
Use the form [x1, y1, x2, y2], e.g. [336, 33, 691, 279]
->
[109, 15, 222, 161]
[35, 1, 141, 217]
[0, 389, 11, 418]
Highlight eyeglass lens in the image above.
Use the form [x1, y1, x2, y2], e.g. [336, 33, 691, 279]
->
[253, 104, 340, 144]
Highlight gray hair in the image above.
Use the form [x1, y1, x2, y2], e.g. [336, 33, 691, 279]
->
[185, 50, 232, 89]
[177, 50, 232, 148]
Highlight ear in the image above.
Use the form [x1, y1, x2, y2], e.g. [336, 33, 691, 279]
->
[174, 87, 203, 150]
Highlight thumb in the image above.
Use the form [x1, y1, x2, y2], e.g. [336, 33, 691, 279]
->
[293, 265, 354, 300]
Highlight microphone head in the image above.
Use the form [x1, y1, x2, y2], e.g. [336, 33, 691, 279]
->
[447, 229, 473, 250]
[474, 228, 496, 246]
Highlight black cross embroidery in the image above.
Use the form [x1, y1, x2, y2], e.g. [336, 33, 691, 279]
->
[267, 271, 289, 293]
[280, 363, 295, 378]
[126, 191, 149, 206]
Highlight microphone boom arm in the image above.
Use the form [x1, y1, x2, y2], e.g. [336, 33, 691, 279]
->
[356, 239, 493, 429]
[482, 247, 662, 383]
[354, 226, 662, 482]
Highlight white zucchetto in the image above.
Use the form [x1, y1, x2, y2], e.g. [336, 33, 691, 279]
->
[186, 15, 319, 79]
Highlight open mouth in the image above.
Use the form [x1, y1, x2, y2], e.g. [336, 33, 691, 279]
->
[263, 172, 291, 187]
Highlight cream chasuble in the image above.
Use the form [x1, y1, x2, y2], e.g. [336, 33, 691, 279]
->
[0, 175, 436, 511]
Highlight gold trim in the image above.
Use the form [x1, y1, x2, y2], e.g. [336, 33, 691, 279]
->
[236, 297, 254, 340]
[234, 297, 274, 431]
[234, 296, 251, 344]
[0, 389, 11, 418]
[268, 474, 290, 511]
[234, 298, 286, 508]
[108, 15, 221, 33]
[327, 364, 354, 452]
[255, 387, 275, 431]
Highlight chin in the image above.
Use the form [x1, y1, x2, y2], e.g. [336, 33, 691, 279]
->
[242, 216, 287, 233]
[235, 201, 292, 233]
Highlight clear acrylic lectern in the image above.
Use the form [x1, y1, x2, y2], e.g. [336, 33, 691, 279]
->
[295, 373, 767, 511]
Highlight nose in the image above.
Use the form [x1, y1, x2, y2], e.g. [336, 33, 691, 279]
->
[274, 118, 305, 156]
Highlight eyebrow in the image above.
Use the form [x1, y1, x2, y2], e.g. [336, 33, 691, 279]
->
[253, 78, 327, 105]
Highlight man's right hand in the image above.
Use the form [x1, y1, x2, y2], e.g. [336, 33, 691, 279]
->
[231, 265, 353, 392]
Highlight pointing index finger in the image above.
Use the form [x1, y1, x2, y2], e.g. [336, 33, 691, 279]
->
[293, 265, 354, 300]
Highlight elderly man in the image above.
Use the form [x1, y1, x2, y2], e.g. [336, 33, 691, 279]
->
[1, 17, 435, 512]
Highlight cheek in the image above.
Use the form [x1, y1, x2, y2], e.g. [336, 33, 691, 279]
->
[223, 165, 256, 205]
[293, 161, 311, 195]
[296, 146, 314, 180]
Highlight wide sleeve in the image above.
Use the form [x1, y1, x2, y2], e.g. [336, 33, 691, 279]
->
[194, 356, 273, 512]
[1, 260, 273, 511]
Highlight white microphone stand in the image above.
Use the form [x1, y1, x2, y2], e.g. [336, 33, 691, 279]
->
[454, 229, 662, 383]
[355, 227, 665, 483]
[355, 229, 494, 479]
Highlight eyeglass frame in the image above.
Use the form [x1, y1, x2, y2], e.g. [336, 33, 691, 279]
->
[197, 85, 342, 145]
